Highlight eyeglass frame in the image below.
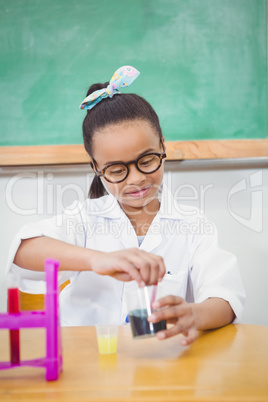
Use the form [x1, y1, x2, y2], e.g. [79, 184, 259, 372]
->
[92, 142, 167, 184]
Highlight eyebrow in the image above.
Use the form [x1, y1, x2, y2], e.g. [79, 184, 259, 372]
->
[103, 148, 156, 166]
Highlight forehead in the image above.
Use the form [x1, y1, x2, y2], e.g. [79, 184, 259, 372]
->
[92, 120, 160, 164]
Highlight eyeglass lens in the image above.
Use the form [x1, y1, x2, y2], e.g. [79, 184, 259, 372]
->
[104, 154, 162, 182]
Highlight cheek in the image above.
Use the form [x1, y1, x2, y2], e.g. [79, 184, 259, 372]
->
[153, 166, 164, 184]
[102, 180, 124, 197]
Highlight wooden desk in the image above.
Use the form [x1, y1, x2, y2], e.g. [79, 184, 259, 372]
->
[0, 324, 268, 401]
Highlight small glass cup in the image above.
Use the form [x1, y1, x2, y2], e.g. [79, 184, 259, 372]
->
[125, 286, 166, 339]
[95, 324, 118, 354]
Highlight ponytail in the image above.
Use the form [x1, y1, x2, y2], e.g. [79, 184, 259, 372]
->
[89, 174, 107, 199]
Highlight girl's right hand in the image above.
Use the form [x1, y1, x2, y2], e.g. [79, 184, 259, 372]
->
[90, 248, 166, 286]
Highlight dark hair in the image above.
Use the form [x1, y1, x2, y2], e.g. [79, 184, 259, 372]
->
[82, 82, 163, 199]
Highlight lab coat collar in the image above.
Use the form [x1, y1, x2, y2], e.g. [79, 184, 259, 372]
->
[139, 184, 186, 252]
[158, 183, 188, 221]
[86, 193, 138, 248]
[114, 184, 187, 252]
[139, 212, 162, 252]
[86, 193, 122, 219]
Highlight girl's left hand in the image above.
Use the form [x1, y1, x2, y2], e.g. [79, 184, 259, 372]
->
[147, 295, 198, 346]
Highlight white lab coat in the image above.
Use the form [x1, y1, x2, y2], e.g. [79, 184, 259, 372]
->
[6, 185, 245, 326]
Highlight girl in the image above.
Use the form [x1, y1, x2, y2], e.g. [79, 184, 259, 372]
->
[8, 66, 245, 346]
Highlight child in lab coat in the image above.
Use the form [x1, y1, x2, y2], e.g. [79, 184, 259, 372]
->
[8, 66, 245, 346]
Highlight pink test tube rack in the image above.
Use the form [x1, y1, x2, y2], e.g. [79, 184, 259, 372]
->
[0, 259, 62, 381]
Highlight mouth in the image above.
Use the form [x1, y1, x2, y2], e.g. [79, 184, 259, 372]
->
[125, 185, 151, 198]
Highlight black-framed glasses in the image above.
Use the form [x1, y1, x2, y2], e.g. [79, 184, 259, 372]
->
[93, 144, 167, 184]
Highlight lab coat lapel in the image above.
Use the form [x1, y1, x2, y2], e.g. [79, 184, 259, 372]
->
[140, 213, 162, 253]
[117, 210, 138, 249]
[96, 194, 138, 249]
[103, 184, 179, 252]
[140, 183, 179, 253]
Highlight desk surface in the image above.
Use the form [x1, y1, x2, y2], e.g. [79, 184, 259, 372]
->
[0, 324, 268, 401]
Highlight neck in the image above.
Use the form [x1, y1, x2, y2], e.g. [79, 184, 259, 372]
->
[119, 198, 160, 236]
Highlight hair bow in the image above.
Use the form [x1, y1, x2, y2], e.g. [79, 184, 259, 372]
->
[80, 65, 140, 110]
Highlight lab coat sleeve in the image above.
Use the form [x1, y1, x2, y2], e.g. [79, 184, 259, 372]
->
[6, 201, 86, 293]
[189, 220, 246, 324]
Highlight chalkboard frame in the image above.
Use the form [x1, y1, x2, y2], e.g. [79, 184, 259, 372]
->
[0, 139, 268, 166]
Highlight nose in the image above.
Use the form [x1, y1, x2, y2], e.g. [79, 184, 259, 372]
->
[126, 163, 146, 185]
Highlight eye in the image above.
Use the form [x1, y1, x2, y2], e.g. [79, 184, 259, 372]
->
[139, 156, 155, 166]
[111, 169, 124, 175]
[107, 165, 126, 176]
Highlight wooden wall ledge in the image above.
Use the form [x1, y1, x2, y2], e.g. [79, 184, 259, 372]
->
[0, 139, 268, 166]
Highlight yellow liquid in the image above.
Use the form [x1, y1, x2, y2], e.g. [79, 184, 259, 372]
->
[97, 335, 117, 354]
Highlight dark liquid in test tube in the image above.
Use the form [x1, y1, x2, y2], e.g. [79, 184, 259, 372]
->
[129, 309, 166, 338]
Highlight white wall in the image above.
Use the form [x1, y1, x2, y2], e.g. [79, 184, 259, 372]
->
[1, 160, 267, 326]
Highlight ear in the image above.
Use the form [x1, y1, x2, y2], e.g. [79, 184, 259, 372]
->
[160, 136, 166, 150]
[90, 161, 98, 174]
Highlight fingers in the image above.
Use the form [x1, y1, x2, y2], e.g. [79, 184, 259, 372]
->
[155, 317, 197, 345]
[135, 251, 165, 285]
[156, 326, 198, 346]
[112, 272, 133, 282]
[110, 256, 146, 287]
[152, 295, 184, 313]
[151, 254, 166, 282]
[149, 296, 192, 325]
[147, 296, 197, 345]
[180, 328, 198, 346]
[94, 248, 166, 286]
[124, 250, 152, 285]
[119, 249, 166, 286]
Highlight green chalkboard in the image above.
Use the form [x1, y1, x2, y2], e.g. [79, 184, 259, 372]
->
[0, 0, 267, 146]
